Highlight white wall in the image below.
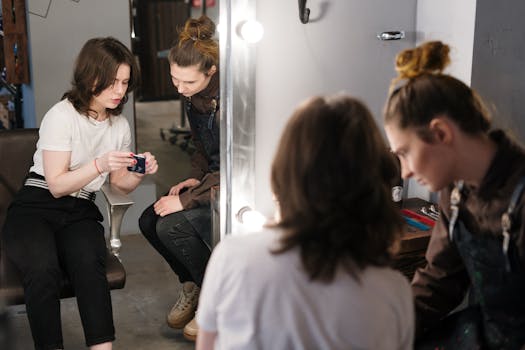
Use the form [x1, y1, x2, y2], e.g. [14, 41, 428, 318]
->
[27, 0, 135, 149]
[407, 0, 477, 200]
[416, 0, 477, 85]
[254, 0, 417, 216]
[251, 0, 479, 213]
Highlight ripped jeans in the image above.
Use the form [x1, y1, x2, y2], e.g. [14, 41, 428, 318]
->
[139, 204, 212, 287]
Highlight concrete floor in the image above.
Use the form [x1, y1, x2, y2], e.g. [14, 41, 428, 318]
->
[6, 100, 197, 349]
[135, 100, 192, 197]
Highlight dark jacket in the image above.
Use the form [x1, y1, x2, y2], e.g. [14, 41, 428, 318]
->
[179, 72, 220, 210]
[412, 130, 525, 338]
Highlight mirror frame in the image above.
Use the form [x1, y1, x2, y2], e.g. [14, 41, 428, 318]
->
[219, 0, 258, 236]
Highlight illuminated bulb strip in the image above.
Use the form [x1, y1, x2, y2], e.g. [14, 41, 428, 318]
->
[236, 206, 267, 231]
[237, 20, 264, 43]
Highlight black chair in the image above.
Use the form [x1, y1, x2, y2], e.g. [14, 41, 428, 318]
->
[0, 128, 133, 305]
[162, 100, 194, 152]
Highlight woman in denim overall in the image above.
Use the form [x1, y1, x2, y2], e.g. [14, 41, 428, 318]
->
[138, 15, 219, 341]
[384, 40, 525, 349]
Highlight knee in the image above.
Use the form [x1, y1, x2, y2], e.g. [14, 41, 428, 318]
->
[23, 265, 62, 292]
[156, 211, 189, 239]
[64, 252, 106, 285]
[139, 205, 158, 237]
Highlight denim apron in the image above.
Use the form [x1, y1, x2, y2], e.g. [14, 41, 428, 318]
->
[180, 97, 220, 245]
[185, 96, 220, 173]
[445, 179, 525, 349]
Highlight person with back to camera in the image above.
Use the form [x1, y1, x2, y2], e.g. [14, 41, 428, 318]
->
[138, 15, 219, 341]
[195, 95, 415, 350]
[1, 37, 158, 350]
[384, 40, 525, 349]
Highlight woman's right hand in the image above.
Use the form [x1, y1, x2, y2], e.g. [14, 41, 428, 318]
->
[169, 178, 201, 195]
[96, 151, 136, 173]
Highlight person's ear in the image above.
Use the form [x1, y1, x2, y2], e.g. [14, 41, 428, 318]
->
[207, 65, 217, 76]
[429, 116, 453, 144]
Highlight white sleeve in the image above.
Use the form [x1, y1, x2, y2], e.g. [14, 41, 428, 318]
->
[118, 117, 132, 152]
[398, 278, 415, 350]
[196, 239, 229, 332]
[38, 105, 73, 151]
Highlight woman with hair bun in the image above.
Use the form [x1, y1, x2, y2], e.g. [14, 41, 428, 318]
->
[195, 95, 414, 350]
[138, 15, 219, 341]
[384, 41, 525, 349]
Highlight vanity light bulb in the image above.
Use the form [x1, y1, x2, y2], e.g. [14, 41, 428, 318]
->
[242, 210, 267, 230]
[216, 22, 224, 35]
[239, 20, 264, 43]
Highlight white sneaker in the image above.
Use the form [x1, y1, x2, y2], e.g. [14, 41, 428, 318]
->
[183, 315, 199, 341]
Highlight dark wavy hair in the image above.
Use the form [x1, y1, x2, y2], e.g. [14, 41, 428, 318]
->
[271, 95, 404, 282]
[168, 15, 218, 73]
[62, 37, 140, 118]
[385, 41, 491, 142]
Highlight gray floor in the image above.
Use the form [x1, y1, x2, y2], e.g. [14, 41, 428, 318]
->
[135, 100, 192, 197]
[6, 100, 196, 349]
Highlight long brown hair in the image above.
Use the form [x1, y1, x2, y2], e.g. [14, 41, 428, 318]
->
[271, 96, 403, 282]
[63, 37, 140, 118]
[168, 15, 219, 73]
[385, 41, 491, 142]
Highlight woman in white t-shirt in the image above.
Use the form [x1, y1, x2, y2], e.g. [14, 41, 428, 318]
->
[196, 95, 414, 350]
[1, 37, 158, 350]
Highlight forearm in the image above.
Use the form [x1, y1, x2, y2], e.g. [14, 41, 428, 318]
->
[196, 329, 216, 350]
[109, 151, 158, 193]
[109, 168, 143, 194]
[412, 213, 469, 334]
[412, 264, 469, 335]
[179, 171, 219, 209]
[46, 158, 101, 197]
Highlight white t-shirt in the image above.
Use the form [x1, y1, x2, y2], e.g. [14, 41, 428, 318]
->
[30, 99, 132, 192]
[198, 228, 414, 350]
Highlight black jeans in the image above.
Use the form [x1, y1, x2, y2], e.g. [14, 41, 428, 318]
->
[139, 204, 212, 287]
[2, 186, 114, 350]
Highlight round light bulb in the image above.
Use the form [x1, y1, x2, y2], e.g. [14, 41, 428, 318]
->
[216, 21, 225, 35]
[242, 210, 267, 230]
[238, 20, 264, 43]
[236, 206, 267, 231]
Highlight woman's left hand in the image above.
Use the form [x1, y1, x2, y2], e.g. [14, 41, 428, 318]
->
[154, 195, 183, 217]
[142, 152, 159, 175]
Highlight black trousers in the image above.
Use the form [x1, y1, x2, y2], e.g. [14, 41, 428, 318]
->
[139, 204, 212, 287]
[2, 186, 114, 350]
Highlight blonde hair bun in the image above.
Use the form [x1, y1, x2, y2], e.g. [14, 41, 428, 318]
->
[395, 41, 450, 80]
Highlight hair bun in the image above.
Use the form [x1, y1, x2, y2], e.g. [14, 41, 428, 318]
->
[180, 15, 216, 43]
[395, 41, 450, 80]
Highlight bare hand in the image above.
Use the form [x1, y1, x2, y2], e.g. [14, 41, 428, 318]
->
[96, 151, 136, 173]
[141, 152, 159, 175]
[168, 178, 201, 196]
[154, 195, 183, 217]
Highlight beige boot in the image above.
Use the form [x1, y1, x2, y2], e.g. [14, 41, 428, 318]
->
[183, 315, 199, 341]
[167, 282, 199, 329]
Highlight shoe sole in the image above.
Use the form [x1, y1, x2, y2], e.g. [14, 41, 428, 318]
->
[183, 329, 197, 342]
[167, 312, 195, 329]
